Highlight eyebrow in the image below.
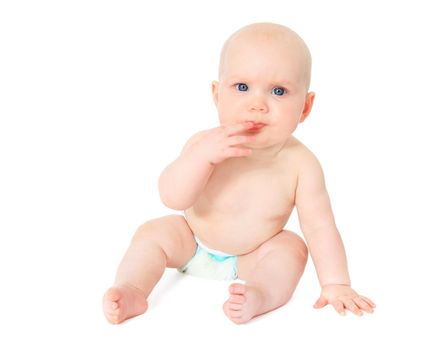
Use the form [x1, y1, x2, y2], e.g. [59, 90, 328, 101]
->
[274, 80, 295, 87]
[226, 76, 295, 86]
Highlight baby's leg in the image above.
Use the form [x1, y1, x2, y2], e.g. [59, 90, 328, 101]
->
[223, 230, 308, 324]
[103, 215, 196, 324]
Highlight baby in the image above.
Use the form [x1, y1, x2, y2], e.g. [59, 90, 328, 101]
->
[103, 22, 375, 324]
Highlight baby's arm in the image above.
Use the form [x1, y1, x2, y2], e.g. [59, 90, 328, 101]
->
[295, 151, 350, 286]
[295, 151, 375, 315]
[158, 121, 256, 210]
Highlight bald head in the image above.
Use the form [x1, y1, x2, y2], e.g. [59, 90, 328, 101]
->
[218, 23, 312, 90]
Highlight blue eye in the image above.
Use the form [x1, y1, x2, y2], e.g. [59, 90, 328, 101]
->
[236, 83, 248, 92]
[272, 87, 286, 96]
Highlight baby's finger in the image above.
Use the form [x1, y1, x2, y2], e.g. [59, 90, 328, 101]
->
[227, 135, 256, 147]
[331, 300, 346, 316]
[344, 299, 363, 316]
[223, 121, 254, 136]
[354, 297, 374, 314]
[360, 296, 376, 309]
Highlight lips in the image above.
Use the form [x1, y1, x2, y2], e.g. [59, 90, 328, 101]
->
[247, 122, 266, 131]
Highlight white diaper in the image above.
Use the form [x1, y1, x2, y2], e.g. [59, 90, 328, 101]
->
[177, 236, 238, 281]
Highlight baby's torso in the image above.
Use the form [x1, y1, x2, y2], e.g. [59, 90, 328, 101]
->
[185, 140, 301, 255]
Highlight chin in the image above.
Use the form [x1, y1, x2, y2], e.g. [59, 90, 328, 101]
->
[248, 140, 271, 149]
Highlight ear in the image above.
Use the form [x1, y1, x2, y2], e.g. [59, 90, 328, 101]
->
[299, 92, 315, 123]
[211, 80, 219, 106]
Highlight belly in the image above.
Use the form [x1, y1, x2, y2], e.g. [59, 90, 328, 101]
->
[184, 189, 294, 255]
[185, 209, 292, 255]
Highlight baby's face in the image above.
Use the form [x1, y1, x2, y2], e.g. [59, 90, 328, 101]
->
[213, 36, 313, 149]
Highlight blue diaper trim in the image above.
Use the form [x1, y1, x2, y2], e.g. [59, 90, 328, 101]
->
[177, 236, 238, 281]
[198, 245, 235, 263]
[207, 251, 232, 262]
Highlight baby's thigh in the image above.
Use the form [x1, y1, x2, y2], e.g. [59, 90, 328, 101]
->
[237, 230, 308, 280]
[133, 215, 196, 268]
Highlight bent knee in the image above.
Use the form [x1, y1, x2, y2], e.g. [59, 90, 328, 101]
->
[267, 231, 308, 263]
[132, 215, 186, 244]
[131, 215, 195, 264]
[286, 231, 308, 262]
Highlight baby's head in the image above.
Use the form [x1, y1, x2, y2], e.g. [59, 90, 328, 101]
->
[212, 23, 315, 147]
[218, 23, 312, 91]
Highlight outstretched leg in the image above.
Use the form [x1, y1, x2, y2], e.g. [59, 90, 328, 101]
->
[103, 215, 196, 324]
[223, 230, 308, 324]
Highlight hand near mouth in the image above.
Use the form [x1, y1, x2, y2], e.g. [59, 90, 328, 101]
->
[190, 121, 258, 165]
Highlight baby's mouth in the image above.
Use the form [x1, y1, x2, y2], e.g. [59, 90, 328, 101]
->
[247, 122, 266, 131]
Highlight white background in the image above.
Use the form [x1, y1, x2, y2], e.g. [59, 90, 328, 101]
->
[1, 0, 433, 348]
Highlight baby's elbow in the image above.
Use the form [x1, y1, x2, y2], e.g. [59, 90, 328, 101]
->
[158, 175, 193, 210]
[159, 195, 188, 211]
[158, 189, 190, 211]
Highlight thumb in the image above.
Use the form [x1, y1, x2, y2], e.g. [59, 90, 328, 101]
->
[314, 295, 328, 309]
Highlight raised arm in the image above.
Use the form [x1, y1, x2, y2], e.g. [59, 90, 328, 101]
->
[158, 131, 214, 210]
[295, 150, 375, 316]
[158, 121, 257, 210]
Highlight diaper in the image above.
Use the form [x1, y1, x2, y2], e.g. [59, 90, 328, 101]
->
[177, 236, 238, 281]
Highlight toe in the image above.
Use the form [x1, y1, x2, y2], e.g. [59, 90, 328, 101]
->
[105, 288, 121, 301]
[105, 309, 120, 324]
[229, 309, 243, 318]
[230, 317, 245, 325]
[228, 302, 242, 311]
[229, 294, 245, 304]
[103, 292, 118, 315]
[104, 288, 123, 314]
[223, 301, 232, 317]
[229, 283, 246, 295]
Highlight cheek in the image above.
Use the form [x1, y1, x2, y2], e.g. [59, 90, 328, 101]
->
[275, 104, 294, 119]
[274, 104, 302, 130]
[278, 100, 304, 119]
[217, 95, 239, 119]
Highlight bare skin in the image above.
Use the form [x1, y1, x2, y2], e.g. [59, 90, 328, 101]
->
[103, 286, 148, 324]
[103, 23, 375, 325]
[104, 215, 197, 324]
[223, 230, 309, 324]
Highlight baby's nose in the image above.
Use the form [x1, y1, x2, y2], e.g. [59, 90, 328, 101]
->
[248, 95, 268, 112]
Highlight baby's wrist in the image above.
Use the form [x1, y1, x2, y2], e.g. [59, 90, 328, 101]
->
[185, 142, 208, 161]
[187, 144, 215, 169]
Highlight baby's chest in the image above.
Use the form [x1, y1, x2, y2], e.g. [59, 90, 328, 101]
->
[202, 166, 295, 217]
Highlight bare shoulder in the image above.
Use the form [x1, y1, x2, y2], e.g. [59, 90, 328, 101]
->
[286, 137, 321, 168]
[285, 137, 325, 185]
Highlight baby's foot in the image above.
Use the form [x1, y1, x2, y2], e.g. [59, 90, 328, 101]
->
[223, 283, 265, 324]
[103, 285, 148, 324]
